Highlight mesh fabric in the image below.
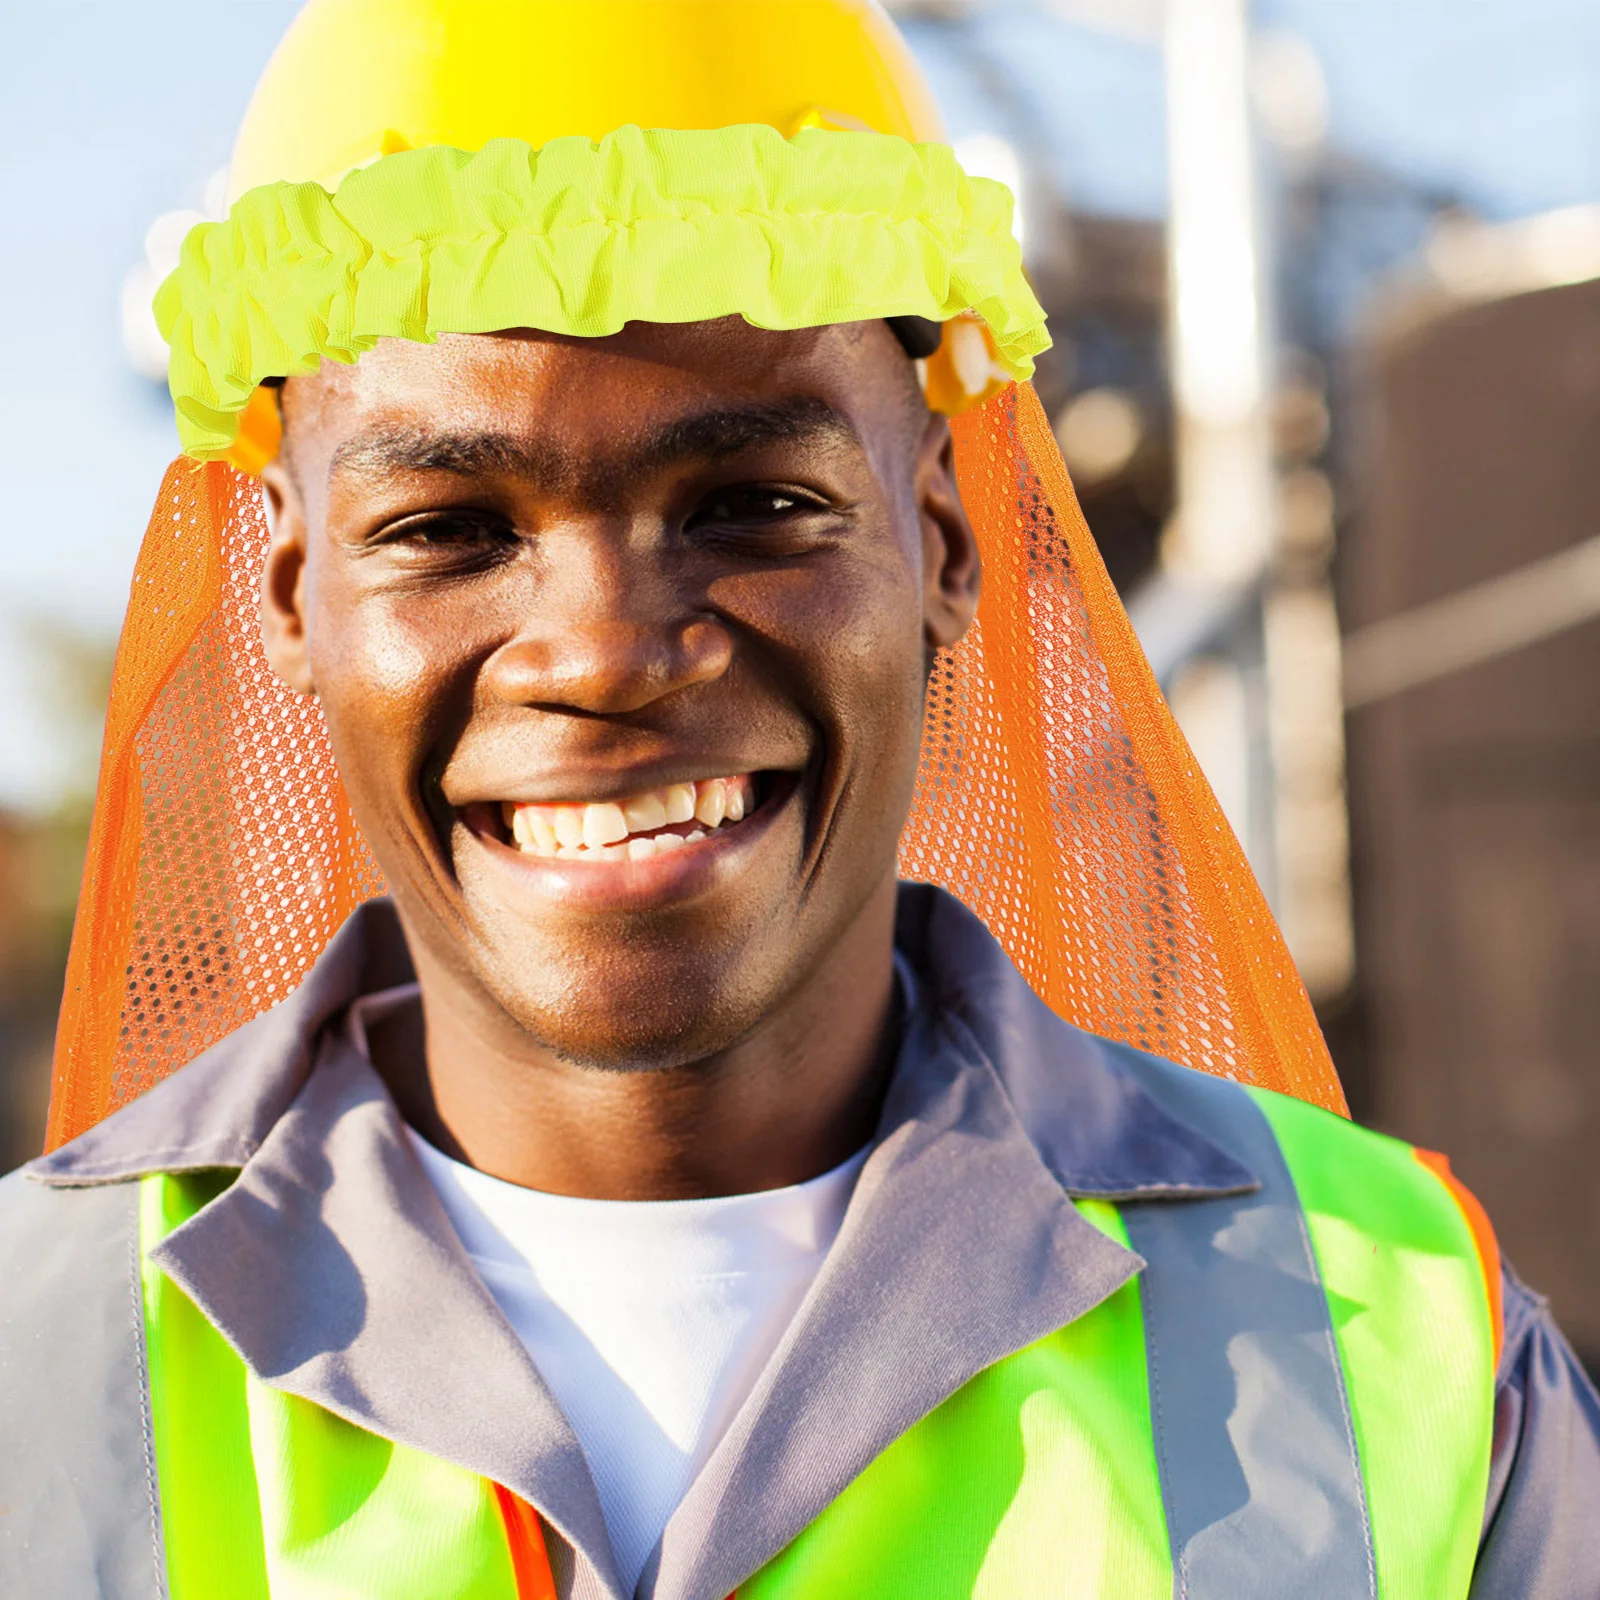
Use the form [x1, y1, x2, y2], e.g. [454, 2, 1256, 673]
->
[903, 386, 1341, 1103]
[46, 384, 1341, 1150]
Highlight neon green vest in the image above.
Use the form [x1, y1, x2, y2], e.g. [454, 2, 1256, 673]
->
[140, 1086, 1499, 1599]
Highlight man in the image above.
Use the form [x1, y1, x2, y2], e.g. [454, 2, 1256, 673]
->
[4, 2, 1598, 1596]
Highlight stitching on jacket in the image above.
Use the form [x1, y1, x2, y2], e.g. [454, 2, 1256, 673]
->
[127, 1186, 169, 1599]
[1138, 1250, 1184, 1600]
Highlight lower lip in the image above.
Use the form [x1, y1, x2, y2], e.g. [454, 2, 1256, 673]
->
[460, 775, 798, 913]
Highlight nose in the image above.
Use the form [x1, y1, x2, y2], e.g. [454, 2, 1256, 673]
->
[482, 533, 733, 716]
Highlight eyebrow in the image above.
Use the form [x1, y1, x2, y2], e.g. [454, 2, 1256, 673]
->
[326, 397, 862, 490]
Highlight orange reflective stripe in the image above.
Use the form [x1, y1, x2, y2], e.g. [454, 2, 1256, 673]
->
[493, 1484, 558, 1600]
[1414, 1147, 1504, 1368]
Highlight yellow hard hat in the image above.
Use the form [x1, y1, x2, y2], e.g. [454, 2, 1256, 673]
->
[160, 0, 1045, 469]
[230, 0, 944, 200]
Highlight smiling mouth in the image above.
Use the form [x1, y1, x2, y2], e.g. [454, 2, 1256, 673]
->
[500, 774, 760, 862]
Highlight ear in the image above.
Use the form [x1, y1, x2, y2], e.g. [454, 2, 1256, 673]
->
[258, 459, 316, 695]
[916, 415, 981, 650]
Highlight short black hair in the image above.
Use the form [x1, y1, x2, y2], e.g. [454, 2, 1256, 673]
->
[886, 315, 942, 360]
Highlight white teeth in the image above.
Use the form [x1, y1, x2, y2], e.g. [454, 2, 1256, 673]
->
[520, 810, 556, 852]
[506, 774, 757, 860]
[582, 802, 629, 850]
[622, 792, 668, 833]
[663, 783, 697, 825]
[694, 780, 727, 828]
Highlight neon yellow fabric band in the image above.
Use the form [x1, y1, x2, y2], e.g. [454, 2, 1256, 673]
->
[741, 1200, 1171, 1599]
[156, 124, 1050, 461]
[1246, 1088, 1496, 1600]
[140, 1173, 527, 1600]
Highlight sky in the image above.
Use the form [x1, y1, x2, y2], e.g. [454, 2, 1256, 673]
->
[0, 0, 1596, 807]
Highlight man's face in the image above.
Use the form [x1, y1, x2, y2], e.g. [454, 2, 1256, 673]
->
[261, 318, 978, 1068]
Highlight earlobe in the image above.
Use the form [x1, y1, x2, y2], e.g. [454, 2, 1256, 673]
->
[918, 419, 981, 651]
[259, 463, 316, 696]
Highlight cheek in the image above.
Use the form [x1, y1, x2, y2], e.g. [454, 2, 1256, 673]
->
[711, 546, 928, 759]
[306, 574, 478, 815]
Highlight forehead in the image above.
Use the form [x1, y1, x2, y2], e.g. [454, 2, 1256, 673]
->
[282, 317, 916, 469]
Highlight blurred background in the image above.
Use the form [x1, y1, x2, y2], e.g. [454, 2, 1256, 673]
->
[2, 0, 1597, 1363]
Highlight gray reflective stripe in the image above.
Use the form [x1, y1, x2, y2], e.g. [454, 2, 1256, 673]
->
[0, 1172, 167, 1599]
[1119, 1075, 1377, 1600]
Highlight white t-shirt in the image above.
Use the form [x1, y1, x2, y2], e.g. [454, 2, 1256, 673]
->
[407, 1132, 866, 1593]
[350, 984, 866, 1593]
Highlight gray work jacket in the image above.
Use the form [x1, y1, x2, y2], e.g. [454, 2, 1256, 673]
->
[2, 884, 1597, 1599]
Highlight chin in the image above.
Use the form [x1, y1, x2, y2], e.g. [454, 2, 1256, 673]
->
[474, 928, 783, 1073]
[501, 993, 769, 1076]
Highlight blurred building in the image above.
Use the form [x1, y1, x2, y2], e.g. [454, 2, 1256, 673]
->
[0, 626, 109, 1167]
[0, 810, 82, 1169]
[1342, 226, 1600, 1365]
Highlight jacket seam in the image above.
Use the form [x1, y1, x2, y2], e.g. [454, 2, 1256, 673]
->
[1139, 1262, 1183, 1600]
[1063, 1179, 1261, 1199]
[127, 1181, 169, 1599]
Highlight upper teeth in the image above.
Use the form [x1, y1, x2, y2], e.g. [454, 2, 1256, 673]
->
[505, 776, 753, 860]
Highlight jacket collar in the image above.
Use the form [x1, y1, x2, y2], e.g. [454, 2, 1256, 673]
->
[894, 884, 1259, 1200]
[30, 885, 1258, 1600]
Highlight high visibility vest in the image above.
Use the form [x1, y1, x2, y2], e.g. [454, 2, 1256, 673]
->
[139, 1084, 1500, 1599]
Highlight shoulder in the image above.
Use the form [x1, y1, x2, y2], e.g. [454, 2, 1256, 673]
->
[1099, 1035, 1389, 1164]
[1087, 1039, 1500, 1311]
[1475, 1262, 1600, 1593]
[1108, 1037, 1466, 1208]
[1084, 1031, 1420, 1199]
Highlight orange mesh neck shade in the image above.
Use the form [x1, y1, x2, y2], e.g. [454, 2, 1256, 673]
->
[45, 384, 1342, 1151]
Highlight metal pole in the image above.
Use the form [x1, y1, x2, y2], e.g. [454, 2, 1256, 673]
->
[1159, 0, 1354, 997]
[1162, 0, 1277, 588]
[1160, 0, 1280, 903]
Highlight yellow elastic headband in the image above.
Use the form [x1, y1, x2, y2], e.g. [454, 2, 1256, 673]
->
[155, 125, 1050, 468]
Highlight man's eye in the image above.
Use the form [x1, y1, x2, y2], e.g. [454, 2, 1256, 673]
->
[690, 488, 818, 528]
[383, 512, 515, 551]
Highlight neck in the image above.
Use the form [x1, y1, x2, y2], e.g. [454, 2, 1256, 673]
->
[374, 881, 901, 1200]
